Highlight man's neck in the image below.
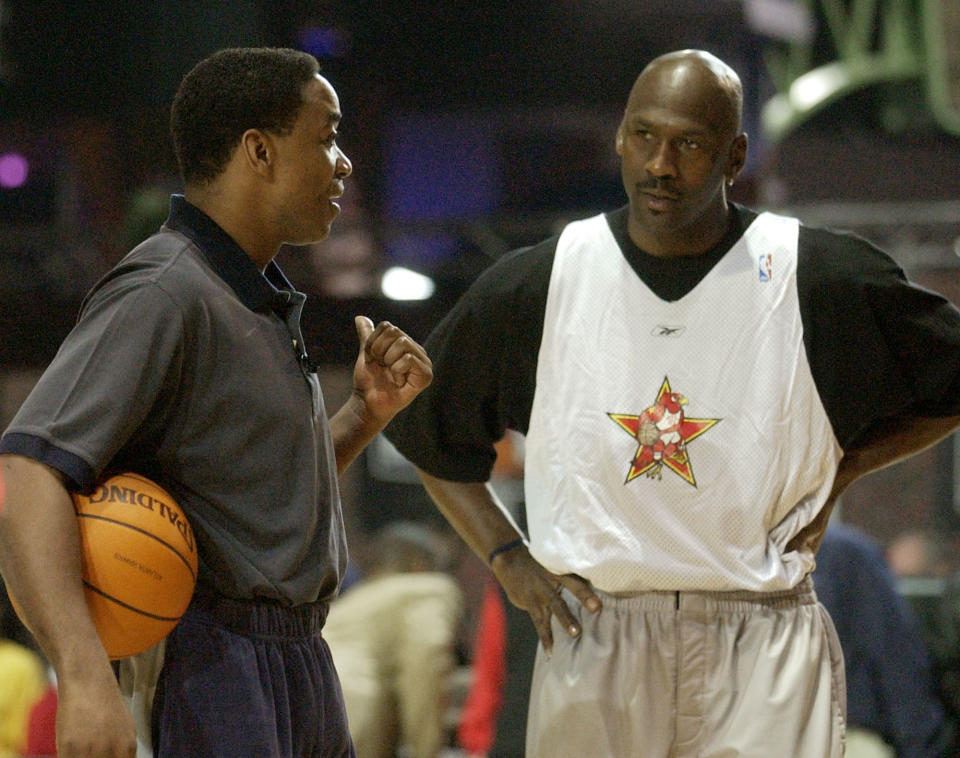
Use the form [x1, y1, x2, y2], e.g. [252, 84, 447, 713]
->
[628, 203, 733, 259]
[184, 185, 277, 271]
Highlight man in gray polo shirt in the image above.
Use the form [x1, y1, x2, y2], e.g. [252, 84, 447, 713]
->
[0, 47, 432, 758]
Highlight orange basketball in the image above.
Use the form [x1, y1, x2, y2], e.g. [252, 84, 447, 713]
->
[72, 472, 197, 659]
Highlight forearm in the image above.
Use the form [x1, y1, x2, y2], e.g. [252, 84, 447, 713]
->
[415, 467, 524, 565]
[416, 468, 601, 653]
[0, 455, 113, 679]
[833, 413, 960, 498]
[329, 391, 388, 476]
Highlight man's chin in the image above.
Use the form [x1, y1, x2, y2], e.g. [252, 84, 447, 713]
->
[631, 203, 681, 231]
[287, 225, 333, 248]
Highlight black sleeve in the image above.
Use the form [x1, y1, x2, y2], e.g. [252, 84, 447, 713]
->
[798, 225, 960, 450]
[383, 236, 558, 482]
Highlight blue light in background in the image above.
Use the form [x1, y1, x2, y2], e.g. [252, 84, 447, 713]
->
[297, 26, 351, 59]
[383, 113, 501, 222]
[383, 232, 459, 268]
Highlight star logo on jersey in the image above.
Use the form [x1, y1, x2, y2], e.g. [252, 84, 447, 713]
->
[608, 377, 720, 486]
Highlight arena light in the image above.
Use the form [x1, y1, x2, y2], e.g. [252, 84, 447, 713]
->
[788, 64, 851, 111]
[743, 0, 814, 43]
[380, 266, 435, 301]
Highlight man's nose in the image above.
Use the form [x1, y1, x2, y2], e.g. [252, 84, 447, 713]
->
[336, 147, 352, 178]
[644, 141, 677, 179]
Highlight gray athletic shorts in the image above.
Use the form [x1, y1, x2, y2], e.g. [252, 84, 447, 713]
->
[526, 578, 845, 758]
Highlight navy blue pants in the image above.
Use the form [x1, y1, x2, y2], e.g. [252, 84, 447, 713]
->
[152, 593, 356, 758]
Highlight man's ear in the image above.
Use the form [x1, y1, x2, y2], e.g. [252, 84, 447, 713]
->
[726, 132, 748, 184]
[615, 124, 625, 156]
[239, 129, 273, 177]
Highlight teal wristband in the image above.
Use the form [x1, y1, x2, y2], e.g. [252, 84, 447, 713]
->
[487, 537, 526, 566]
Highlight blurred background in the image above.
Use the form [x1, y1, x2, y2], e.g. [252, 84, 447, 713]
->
[2, 1, 960, 754]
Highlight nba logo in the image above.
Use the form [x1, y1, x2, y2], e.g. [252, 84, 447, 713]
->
[758, 253, 772, 282]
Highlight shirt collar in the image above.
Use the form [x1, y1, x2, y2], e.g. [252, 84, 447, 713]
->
[163, 194, 296, 312]
[605, 202, 749, 261]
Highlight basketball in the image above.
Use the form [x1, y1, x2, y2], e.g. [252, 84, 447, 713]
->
[72, 472, 197, 659]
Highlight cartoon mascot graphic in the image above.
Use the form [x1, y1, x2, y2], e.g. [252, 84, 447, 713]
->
[609, 377, 720, 486]
[636, 391, 688, 479]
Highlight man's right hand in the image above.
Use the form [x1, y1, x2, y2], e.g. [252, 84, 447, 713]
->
[412, 469, 605, 657]
[489, 543, 601, 657]
[56, 670, 137, 758]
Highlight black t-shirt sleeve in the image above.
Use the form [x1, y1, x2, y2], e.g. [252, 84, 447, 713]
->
[797, 225, 960, 450]
[383, 236, 557, 482]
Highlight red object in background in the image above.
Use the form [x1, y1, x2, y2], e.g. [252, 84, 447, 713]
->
[24, 683, 57, 756]
[457, 578, 507, 755]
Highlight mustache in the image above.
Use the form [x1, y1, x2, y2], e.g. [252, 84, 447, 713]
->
[636, 179, 680, 195]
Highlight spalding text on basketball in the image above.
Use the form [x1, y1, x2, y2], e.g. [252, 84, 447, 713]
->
[89, 484, 196, 553]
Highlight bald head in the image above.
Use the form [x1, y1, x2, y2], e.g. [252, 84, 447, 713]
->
[627, 50, 743, 140]
[615, 49, 748, 257]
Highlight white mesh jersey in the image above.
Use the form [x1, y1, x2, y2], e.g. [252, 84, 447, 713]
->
[524, 211, 843, 592]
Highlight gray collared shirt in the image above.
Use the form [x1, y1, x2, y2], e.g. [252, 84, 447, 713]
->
[1, 196, 346, 604]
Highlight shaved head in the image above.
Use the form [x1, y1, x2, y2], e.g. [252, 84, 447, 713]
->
[627, 49, 743, 139]
[616, 49, 748, 257]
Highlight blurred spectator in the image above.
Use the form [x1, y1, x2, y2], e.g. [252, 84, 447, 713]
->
[931, 575, 960, 744]
[813, 522, 953, 758]
[1, 584, 56, 757]
[457, 578, 506, 758]
[455, 485, 537, 758]
[456, 576, 537, 758]
[887, 529, 953, 579]
[886, 528, 960, 738]
[0, 636, 47, 758]
[23, 676, 57, 758]
[324, 521, 463, 758]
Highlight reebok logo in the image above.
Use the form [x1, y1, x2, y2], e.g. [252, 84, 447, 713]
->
[651, 325, 685, 338]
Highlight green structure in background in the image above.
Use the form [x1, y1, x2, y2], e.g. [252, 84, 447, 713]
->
[923, 0, 960, 134]
[761, 0, 960, 140]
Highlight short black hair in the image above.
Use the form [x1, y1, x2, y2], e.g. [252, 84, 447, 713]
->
[170, 47, 320, 186]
